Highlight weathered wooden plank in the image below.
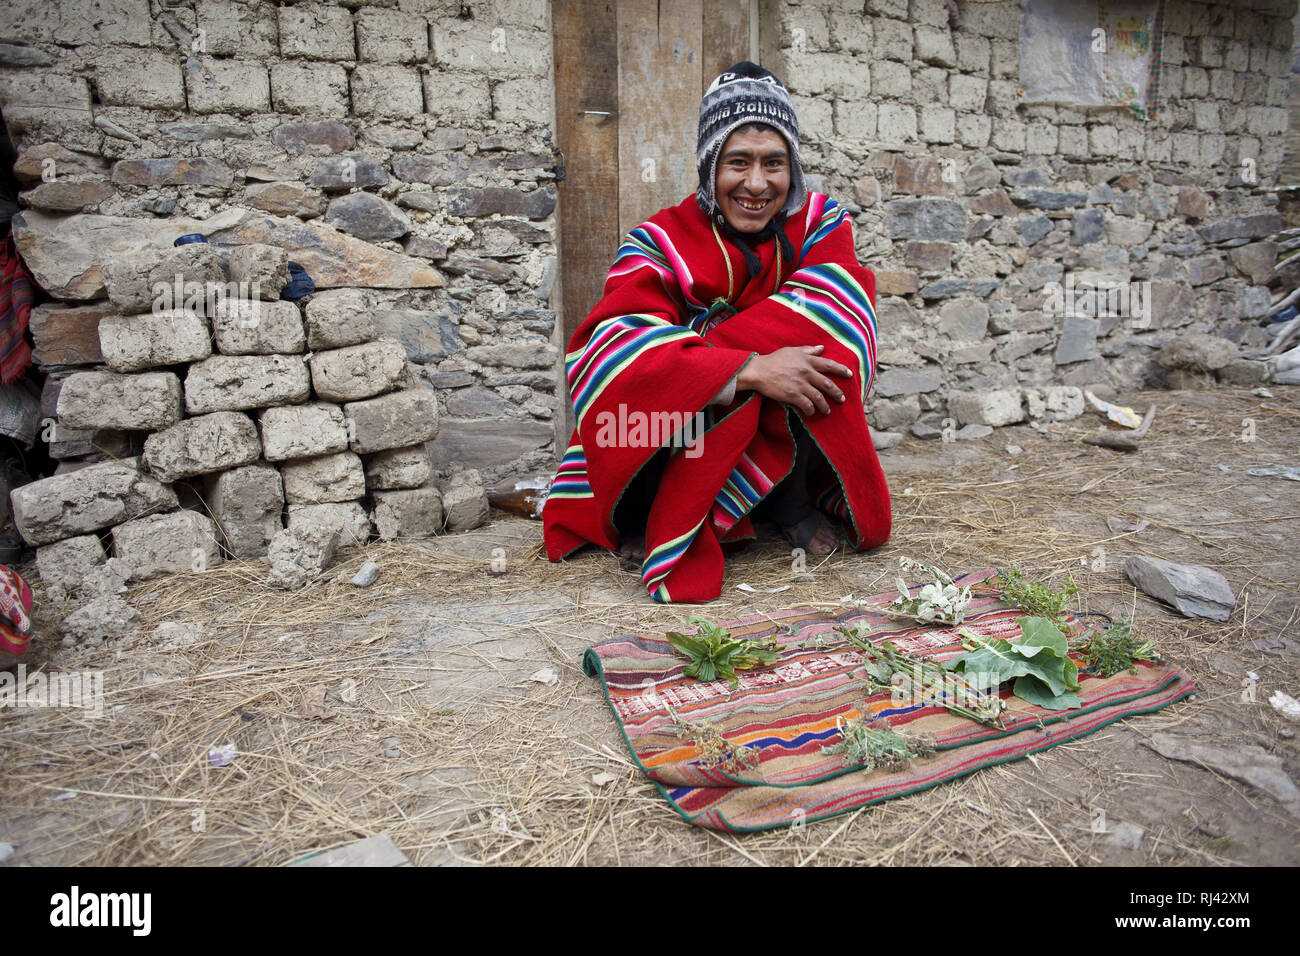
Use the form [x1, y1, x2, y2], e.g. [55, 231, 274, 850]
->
[702, 0, 753, 87]
[554, 0, 620, 349]
[616, 0, 704, 239]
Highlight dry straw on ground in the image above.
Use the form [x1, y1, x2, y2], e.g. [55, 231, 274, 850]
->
[1, 386, 1297, 865]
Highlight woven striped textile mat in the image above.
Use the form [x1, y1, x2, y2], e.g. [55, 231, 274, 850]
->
[582, 568, 1196, 833]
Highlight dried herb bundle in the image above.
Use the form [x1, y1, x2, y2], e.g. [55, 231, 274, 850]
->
[820, 716, 933, 771]
[666, 705, 760, 773]
[1081, 616, 1155, 677]
[666, 616, 779, 685]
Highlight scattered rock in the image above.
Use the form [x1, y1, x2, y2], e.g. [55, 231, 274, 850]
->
[299, 683, 328, 720]
[264, 525, 341, 590]
[1102, 821, 1145, 850]
[1145, 733, 1298, 811]
[956, 423, 993, 440]
[910, 421, 943, 440]
[154, 621, 205, 650]
[58, 595, 140, 644]
[1124, 556, 1236, 622]
[870, 428, 903, 450]
[351, 561, 380, 587]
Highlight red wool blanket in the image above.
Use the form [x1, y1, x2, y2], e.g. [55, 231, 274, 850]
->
[544, 193, 891, 602]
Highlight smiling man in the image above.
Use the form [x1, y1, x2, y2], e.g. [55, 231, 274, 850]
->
[543, 62, 891, 603]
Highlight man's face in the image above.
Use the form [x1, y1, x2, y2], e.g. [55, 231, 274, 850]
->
[715, 126, 791, 233]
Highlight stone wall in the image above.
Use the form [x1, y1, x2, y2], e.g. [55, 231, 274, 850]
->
[0, 0, 561, 487]
[1281, 5, 1300, 186]
[1, 0, 1295, 467]
[762, 0, 1292, 435]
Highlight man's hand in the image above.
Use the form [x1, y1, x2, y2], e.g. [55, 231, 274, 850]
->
[736, 345, 853, 416]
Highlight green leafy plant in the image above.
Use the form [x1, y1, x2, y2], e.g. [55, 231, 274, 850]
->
[666, 705, 759, 773]
[835, 624, 1005, 727]
[666, 616, 779, 685]
[945, 617, 1083, 711]
[820, 716, 933, 771]
[993, 565, 1079, 634]
[1081, 616, 1155, 677]
[884, 558, 973, 625]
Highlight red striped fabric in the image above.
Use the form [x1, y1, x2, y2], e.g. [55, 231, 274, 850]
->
[0, 232, 35, 386]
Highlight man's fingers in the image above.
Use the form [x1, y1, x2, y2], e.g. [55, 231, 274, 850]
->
[812, 357, 853, 378]
[815, 374, 845, 403]
[806, 385, 831, 416]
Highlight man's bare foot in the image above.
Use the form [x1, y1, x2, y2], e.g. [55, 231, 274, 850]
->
[781, 513, 838, 555]
[616, 537, 647, 564]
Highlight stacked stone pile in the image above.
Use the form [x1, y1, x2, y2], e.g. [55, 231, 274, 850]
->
[9, 241, 484, 600]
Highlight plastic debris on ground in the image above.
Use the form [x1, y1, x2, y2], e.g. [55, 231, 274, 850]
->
[1106, 517, 1150, 533]
[735, 583, 791, 593]
[208, 743, 237, 768]
[1271, 691, 1300, 723]
[527, 667, 559, 687]
[1084, 389, 1143, 428]
[1246, 463, 1300, 482]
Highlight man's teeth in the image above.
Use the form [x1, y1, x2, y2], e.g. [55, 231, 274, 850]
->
[736, 198, 768, 210]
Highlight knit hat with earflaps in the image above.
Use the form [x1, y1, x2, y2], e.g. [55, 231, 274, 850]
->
[695, 62, 806, 277]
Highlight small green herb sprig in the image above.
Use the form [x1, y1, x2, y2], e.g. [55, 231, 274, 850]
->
[820, 716, 933, 771]
[993, 565, 1079, 635]
[1081, 616, 1155, 677]
[666, 616, 779, 685]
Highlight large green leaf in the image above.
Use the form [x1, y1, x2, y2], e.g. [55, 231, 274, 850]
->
[945, 617, 1081, 709]
[1014, 675, 1082, 710]
[1017, 617, 1070, 657]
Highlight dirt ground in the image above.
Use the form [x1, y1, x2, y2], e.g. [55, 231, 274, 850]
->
[1, 384, 1297, 867]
